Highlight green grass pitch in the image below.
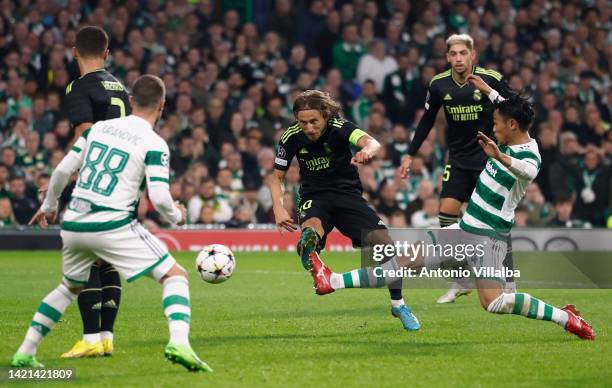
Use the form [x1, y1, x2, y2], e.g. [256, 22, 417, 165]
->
[1, 251, 610, 387]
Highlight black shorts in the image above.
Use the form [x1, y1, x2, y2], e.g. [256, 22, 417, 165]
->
[297, 191, 386, 248]
[439, 164, 481, 202]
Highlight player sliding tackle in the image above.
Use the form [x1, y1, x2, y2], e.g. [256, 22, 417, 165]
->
[309, 91, 595, 340]
[11, 75, 213, 371]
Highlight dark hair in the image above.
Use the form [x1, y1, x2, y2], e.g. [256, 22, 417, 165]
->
[75, 26, 109, 58]
[131, 75, 165, 110]
[496, 94, 534, 132]
[9, 174, 25, 182]
[292, 90, 342, 119]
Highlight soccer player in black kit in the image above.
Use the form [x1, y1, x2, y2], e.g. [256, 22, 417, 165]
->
[60, 26, 131, 358]
[399, 34, 515, 303]
[269, 90, 420, 331]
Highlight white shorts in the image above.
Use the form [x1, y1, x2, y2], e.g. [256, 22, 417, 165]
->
[61, 220, 177, 286]
[428, 223, 508, 283]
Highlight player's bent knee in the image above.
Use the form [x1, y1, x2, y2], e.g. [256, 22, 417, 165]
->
[67, 285, 84, 295]
[301, 217, 324, 236]
[159, 263, 188, 283]
[364, 229, 393, 246]
[485, 292, 518, 314]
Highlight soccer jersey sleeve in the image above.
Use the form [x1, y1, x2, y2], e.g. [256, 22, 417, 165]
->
[336, 120, 367, 146]
[145, 141, 182, 224]
[407, 82, 443, 155]
[274, 124, 299, 171]
[65, 80, 94, 127]
[67, 127, 90, 164]
[508, 157, 538, 180]
[41, 129, 89, 213]
[145, 142, 171, 188]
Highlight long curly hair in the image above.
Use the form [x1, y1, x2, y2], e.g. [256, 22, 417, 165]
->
[292, 90, 343, 119]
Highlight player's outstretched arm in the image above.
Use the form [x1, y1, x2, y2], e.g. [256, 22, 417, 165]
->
[476, 131, 537, 179]
[351, 134, 380, 165]
[401, 89, 442, 178]
[268, 169, 297, 233]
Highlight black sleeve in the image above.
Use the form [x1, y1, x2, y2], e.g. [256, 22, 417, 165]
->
[336, 119, 367, 146]
[495, 76, 515, 99]
[64, 81, 94, 127]
[274, 131, 298, 171]
[407, 84, 442, 156]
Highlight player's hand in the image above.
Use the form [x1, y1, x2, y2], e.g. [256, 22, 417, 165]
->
[28, 208, 57, 229]
[175, 201, 187, 226]
[466, 74, 493, 95]
[351, 150, 374, 166]
[399, 155, 413, 178]
[273, 206, 297, 233]
[477, 131, 502, 159]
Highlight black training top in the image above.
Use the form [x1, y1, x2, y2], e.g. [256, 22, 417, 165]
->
[64, 69, 131, 127]
[274, 116, 367, 196]
[407, 66, 514, 170]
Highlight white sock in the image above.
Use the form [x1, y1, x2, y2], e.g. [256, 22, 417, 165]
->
[83, 333, 101, 344]
[101, 331, 114, 341]
[18, 284, 76, 356]
[391, 298, 405, 308]
[329, 273, 344, 289]
[163, 276, 191, 346]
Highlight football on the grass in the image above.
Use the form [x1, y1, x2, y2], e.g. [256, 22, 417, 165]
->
[196, 244, 236, 283]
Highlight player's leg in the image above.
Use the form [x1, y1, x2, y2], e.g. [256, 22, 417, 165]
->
[93, 221, 213, 372]
[12, 232, 96, 367]
[477, 280, 594, 340]
[99, 261, 121, 356]
[323, 194, 420, 330]
[436, 166, 476, 303]
[502, 240, 516, 293]
[472, 236, 594, 340]
[62, 262, 103, 358]
[296, 195, 333, 270]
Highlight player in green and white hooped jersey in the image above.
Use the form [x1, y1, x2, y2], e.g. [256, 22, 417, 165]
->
[310, 94, 595, 340]
[11, 75, 214, 371]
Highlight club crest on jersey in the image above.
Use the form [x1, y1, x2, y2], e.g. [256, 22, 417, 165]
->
[473, 89, 482, 102]
[277, 146, 286, 158]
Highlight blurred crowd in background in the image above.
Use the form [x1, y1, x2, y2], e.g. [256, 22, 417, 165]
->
[0, 0, 610, 230]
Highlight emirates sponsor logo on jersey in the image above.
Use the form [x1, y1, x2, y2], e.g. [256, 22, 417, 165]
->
[445, 104, 483, 121]
[305, 156, 330, 171]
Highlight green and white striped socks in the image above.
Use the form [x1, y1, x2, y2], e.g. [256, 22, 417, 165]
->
[487, 292, 569, 327]
[18, 284, 76, 356]
[330, 258, 401, 289]
[162, 276, 192, 346]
